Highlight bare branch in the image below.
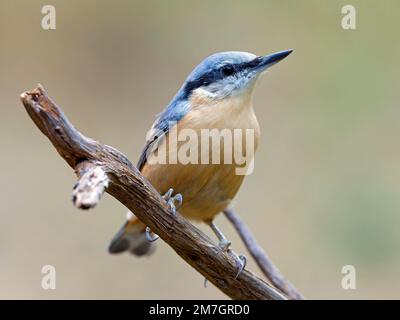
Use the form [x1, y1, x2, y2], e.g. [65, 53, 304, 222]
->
[20, 84, 288, 300]
[224, 208, 303, 300]
[73, 161, 109, 209]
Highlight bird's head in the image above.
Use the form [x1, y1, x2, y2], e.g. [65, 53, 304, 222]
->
[152, 49, 293, 134]
[182, 49, 293, 101]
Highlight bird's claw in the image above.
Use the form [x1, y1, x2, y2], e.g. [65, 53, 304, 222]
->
[145, 226, 159, 242]
[234, 254, 247, 279]
[162, 188, 174, 200]
[145, 188, 183, 242]
[204, 252, 247, 288]
[163, 188, 183, 217]
[204, 220, 245, 282]
[204, 277, 208, 288]
[218, 239, 232, 252]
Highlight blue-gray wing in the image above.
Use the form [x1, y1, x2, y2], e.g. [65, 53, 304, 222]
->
[136, 96, 189, 171]
[136, 125, 166, 171]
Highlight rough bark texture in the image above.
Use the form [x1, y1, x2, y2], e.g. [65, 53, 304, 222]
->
[20, 84, 293, 300]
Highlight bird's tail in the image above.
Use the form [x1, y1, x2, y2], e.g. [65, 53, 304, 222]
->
[108, 213, 156, 257]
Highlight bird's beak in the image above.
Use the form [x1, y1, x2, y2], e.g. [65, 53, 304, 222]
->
[252, 49, 293, 74]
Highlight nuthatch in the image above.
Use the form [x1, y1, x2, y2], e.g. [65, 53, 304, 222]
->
[108, 49, 292, 274]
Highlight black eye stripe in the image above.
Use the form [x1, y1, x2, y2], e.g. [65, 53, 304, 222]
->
[183, 57, 261, 97]
[184, 72, 218, 96]
[185, 64, 235, 91]
[235, 57, 262, 72]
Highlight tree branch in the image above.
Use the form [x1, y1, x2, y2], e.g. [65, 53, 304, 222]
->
[73, 161, 109, 209]
[20, 84, 290, 300]
[224, 208, 304, 300]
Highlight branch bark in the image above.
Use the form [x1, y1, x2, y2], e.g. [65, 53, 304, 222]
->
[224, 208, 304, 300]
[20, 84, 291, 300]
[73, 161, 109, 209]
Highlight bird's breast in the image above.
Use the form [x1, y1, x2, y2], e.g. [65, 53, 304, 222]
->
[142, 91, 260, 221]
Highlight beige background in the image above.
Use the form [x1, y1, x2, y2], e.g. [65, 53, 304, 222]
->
[1, 0, 400, 299]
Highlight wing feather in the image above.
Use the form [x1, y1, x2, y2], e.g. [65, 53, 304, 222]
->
[136, 96, 190, 171]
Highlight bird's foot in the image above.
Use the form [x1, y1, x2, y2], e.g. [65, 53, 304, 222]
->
[163, 188, 183, 217]
[217, 238, 232, 252]
[145, 226, 159, 242]
[145, 188, 183, 243]
[203, 220, 247, 287]
[234, 254, 247, 279]
[204, 253, 247, 288]
[217, 237, 247, 279]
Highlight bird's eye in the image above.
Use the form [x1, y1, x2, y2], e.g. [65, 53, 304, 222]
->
[220, 65, 235, 77]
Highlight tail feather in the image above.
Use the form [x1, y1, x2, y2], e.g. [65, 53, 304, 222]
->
[108, 214, 156, 257]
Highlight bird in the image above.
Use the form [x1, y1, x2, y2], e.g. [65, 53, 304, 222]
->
[108, 49, 292, 271]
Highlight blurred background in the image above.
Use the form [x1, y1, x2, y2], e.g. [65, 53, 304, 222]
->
[0, 0, 399, 299]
